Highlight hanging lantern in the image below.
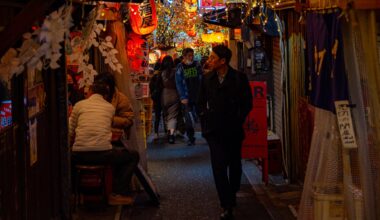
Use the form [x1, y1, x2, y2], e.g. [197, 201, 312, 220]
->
[211, 32, 224, 43]
[129, 0, 158, 35]
[201, 33, 211, 42]
[201, 32, 224, 43]
[185, 0, 197, 3]
[185, 2, 198, 12]
[201, 0, 224, 7]
[187, 29, 197, 37]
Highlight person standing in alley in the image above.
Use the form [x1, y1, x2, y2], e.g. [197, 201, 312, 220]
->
[197, 45, 253, 220]
[149, 62, 165, 140]
[175, 48, 202, 145]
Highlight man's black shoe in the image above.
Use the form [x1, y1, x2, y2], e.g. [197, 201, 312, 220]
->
[168, 135, 175, 144]
[220, 208, 234, 220]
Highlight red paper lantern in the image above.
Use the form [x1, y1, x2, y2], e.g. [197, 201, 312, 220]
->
[187, 28, 197, 37]
[129, 0, 158, 35]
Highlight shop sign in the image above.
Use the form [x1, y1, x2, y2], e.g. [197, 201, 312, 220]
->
[201, 0, 225, 7]
[0, 100, 12, 129]
[335, 100, 358, 149]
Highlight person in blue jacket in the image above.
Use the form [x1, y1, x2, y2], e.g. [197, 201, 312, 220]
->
[175, 48, 202, 145]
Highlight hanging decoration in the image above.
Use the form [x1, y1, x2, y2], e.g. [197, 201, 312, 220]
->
[154, 0, 203, 49]
[0, 5, 73, 87]
[187, 27, 197, 37]
[129, 0, 158, 35]
[73, 6, 123, 88]
[185, 2, 198, 12]
[126, 32, 148, 76]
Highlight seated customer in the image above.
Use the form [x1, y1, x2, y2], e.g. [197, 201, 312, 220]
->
[69, 80, 139, 205]
[94, 72, 135, 142]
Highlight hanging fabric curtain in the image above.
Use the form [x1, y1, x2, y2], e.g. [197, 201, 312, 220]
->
[129, 0, 158, 35]
[298, 11, 350, 220]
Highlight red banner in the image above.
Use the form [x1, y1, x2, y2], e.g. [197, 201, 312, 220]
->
[242, 81, 267, 158]
[242, 81, 268, 183]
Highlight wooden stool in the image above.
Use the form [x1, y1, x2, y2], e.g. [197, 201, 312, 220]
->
[74, 165, 111, 209]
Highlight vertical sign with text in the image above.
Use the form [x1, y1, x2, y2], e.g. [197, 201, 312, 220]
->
[242, 81, 268, 159]
[335, 100, 358, 149]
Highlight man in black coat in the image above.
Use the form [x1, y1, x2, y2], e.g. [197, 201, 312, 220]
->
[197, 45, 253, 220]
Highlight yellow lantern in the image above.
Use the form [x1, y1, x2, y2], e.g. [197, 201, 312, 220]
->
[201, 33, 211, 42]
[211, 32, 224, 43]
[201, 32, 225, 43]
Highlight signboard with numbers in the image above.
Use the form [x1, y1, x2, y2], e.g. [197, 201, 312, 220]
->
[335, 100, 358, 149]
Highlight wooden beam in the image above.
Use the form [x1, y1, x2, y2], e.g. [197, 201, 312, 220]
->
[0, 1, 26, 8]
[354, 0, 380, 9]
[0, 0, 60, 57]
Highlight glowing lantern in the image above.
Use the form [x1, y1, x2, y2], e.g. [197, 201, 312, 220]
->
[201, 32, 225, 43]
[187, 29, 197, 37]
[185, 0, 197, 3]
[201, 0, 224, 7]
[129, 0, 158, 35]
[201, 33, 211, 42]
[212, 32, 224, 43]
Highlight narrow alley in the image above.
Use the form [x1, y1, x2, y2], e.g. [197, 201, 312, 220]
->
[121, 133, 273, 219]
[1, 1, 380, 220]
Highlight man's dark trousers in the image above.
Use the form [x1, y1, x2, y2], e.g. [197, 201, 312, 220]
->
[206, 135, 243, 209]
[182, 102, 196, 141]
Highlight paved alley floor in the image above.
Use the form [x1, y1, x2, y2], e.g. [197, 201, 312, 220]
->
[121, 133, 272, 220]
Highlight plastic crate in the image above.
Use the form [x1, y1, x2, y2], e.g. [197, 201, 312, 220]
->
[313, 192, 344, 220]
[313, 184, 363, 220]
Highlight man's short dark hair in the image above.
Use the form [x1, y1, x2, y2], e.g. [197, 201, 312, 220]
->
[182, 48, 194, 56]
[91, 81, 110, 98]
[94, 72, 116, 99]
[212, 45, 232, 64]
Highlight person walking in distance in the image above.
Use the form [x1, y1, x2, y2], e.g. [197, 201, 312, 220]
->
[197, 45, 253, 219]
[149, 63, 164, 139]
[160, 55, 180, 144]
[175, 48, 202, 145]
